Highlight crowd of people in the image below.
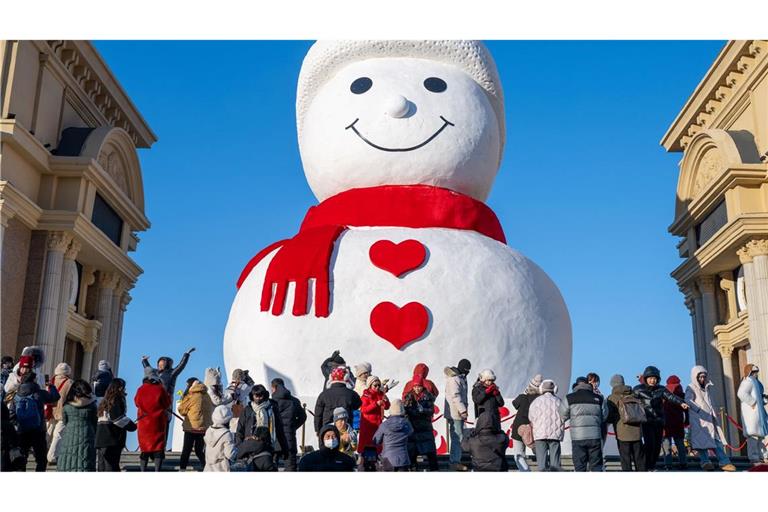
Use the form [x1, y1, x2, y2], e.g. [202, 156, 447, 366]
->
[2, 344, 767, 472]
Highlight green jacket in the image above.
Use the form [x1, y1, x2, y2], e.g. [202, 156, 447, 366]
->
[57, 398, 98, 472]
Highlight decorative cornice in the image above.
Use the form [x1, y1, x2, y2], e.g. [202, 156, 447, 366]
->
[97, 271, 120, 290]
[661, 40, 768, 152]
[43, 41, 156, 148]
[697, 275, 716, 293]
[746, 238, 768, 257]
[47, 231, 73, 252]
[0, 179, 43, 229]
[64, 238, 82, 260]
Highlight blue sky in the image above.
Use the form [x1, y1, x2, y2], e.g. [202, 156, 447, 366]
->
[93, 40, 724, 444]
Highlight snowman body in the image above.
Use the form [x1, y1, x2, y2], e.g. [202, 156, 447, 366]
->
[223, 227, 571, 413]
[223, 41, 573, 450]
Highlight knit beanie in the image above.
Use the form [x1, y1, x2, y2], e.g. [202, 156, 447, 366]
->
[231, 369, 246, 382]
[18, 355, 34, 368]
[332, 407, 348, 422]
[54, 362, 72, 377]
[457, 359, 472, 375]
[642, 366, 661, 380]
[609, 374, 625, 388]
[389, 398, 404, 416]
[330, 366, 347, 382]
[366, 375, 381, 389]
[296, 40, 505, 161]
[479, 369, 496, 382]
[525, 374, 543, 394]
[98, 360, 111, 371]
[539, 379, 557, 394]
[354, 362, 372, 378]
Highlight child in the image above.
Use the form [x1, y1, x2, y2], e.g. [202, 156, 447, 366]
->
[204, 405, 237, 471]
[332, 407, 358, 457]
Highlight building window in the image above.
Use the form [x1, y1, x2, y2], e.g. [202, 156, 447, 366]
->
[92, 193, 123, 246]
[695, 200, 727, 248]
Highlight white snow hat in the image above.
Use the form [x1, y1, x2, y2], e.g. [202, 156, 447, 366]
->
[297, 40, 505, 143]
[54, 362, 71, 377]
[479, 369, 496, 382]
[211, 405, 233, 427]
[354, 362, 372, 377]
[389, 398, 404, 417]
[366, 375, 381, 389]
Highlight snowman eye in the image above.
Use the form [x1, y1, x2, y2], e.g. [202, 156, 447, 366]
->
[424, 77, 447, 93]
[350, 77, 373, 94]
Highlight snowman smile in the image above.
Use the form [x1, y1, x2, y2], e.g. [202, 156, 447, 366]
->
[345, 116, 455, 152]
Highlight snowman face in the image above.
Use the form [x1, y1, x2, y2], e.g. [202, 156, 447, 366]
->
[299, 58, 502, 202]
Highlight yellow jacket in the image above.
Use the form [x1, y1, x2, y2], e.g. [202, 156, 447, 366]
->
[179, 382, 214, 432]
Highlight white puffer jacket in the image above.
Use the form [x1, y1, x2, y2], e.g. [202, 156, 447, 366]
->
[204, 406, 237, 472]
[528, 392, 564, 441]
[737, 376, 768, 438]
[685, 365, 725, 450]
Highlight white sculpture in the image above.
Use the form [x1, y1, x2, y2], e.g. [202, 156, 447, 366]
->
[223, 41, 572, 450]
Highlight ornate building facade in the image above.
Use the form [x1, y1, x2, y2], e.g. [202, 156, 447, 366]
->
[0, 40, 154, 378]
[663, 40, 768, 447]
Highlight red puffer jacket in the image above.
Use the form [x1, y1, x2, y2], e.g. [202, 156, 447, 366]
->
[663, 375, 687, 438]
[358, 388, 390, 453]
[401, 363, 439, 399]
[134, 382, 171, 453]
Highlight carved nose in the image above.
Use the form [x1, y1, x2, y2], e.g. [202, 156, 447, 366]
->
[384, 95, 410, 118]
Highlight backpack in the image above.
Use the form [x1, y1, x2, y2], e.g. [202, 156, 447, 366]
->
[618, 395, 647, 425]
[14, 393, 42, 432]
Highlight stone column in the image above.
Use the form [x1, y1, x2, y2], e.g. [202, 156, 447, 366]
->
[51, 238, 81, 366]
[682, 285, 704, 365]
[111, 292, 131, 376]
[718, 344, 741, 450]
[35, 231, 73, 376]
[105, 279, 127, 368]
[738, 240, 768, 374]
[80, 338, 97, 380]
[698, 275, 728, 409]
[76, 265, 96, 316]
[93, 271, 118, 375]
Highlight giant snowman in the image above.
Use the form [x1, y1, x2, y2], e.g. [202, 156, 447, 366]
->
[224, 41, 571, 449]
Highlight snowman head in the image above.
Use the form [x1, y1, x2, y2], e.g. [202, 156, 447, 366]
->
[297, 41, 505, 202]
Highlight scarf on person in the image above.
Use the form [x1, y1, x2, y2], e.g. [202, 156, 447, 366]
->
[237, 185, 507, 318]
[251, 400, 277, 446]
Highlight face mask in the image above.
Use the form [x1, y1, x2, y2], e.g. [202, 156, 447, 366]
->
[324, 437, 339, 449]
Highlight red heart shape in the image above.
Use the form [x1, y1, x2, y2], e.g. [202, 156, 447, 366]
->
[370, 301, 429, 350]
[369, 239, 426, 277]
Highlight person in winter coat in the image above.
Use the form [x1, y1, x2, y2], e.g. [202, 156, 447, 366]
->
[204, 367, 233, 407]
[178, 378, 214, 471]
[235, 384, 288, 462]
[373, 399, 413, 471]
[606, 374, 645, 471]
[95, 378, 135, 471]
[234, 426, 277, 471]
[633, 365, 689, 471]
[402, 363, 439, 399]
[662, 374, 688, 470]
[1, 356, 14, 400]
[226, 368, 254, 429]
[321, 350, 348, 391]
[9, 370, 60, 471]
[134, 367, 171, 472]
[461, 409, 509, 471]
[737, 364, 768, 464]
[298, 424, 356, 471]
[332, 407, 358, 457]
[685, 365, 736, 471]
[559, 376, 608, 472]
[472, 369, 505, 429]
[270, 378, 307, 471]
[142, 348, 195, 450]
[204, 405, 237, 471]
[528, 379, 563, 471]
[46, 362, 73, 463]
[444, 359, 471, 470]
[91, 360, 113, 399]
[358, 375, 390, 454]
[56, 379, 97, 472]
[4, 347, 46, 397]
[314, 366, 362, 434]
[403, 375, 438, 471]
[509, 373, 542, 472]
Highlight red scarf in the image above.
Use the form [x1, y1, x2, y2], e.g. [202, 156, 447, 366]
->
[237, 185, 506, 317]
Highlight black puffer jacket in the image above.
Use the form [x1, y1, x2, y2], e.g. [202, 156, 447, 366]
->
[271, 384, 307, 432]
[461, 412, 509, 471]
[472, 380, 504, 431]
[142, 353, 191, 397]
[632, 384, 686, 425]
[510, 393, 535, 441]
[314, 382, 362, 433]
[298, 425, 356, 472]
[403, 390, 434, 433]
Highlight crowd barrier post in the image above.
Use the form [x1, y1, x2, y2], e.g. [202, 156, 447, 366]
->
[719, 407, 729, 455]
[301, 403, 307, 454]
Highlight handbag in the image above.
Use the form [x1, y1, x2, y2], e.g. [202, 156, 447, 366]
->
[518, 423, 535, 448]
